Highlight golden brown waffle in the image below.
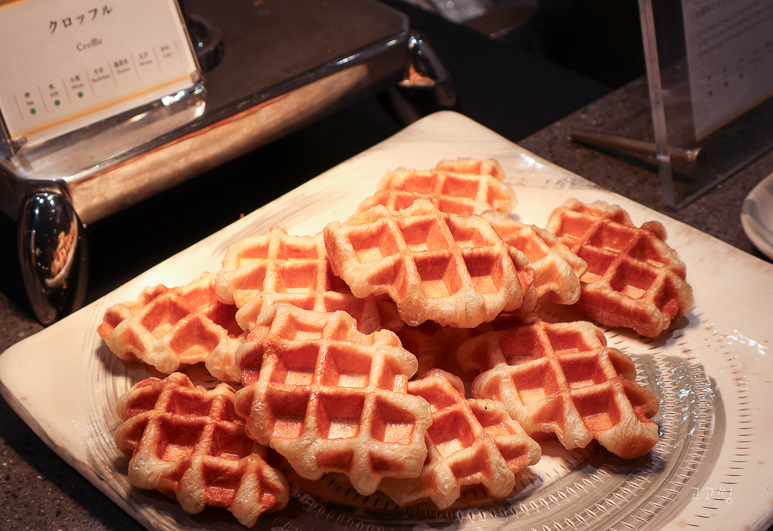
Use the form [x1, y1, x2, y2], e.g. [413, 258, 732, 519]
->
[482, 210, 588, 305]
[232, 304, 433, 496]
[457, 314, 660, 459]
[324, 198, 535, 328]
[545, 199, 693, 337]
[214, 227, 403, 335]
[435, 158, 506, 179]
[114, 373, 289, 527]
[396, 322, 472, 376]
[379, 369, 541, 509]
[356, 158, 516, 215]
[99, 272, 247, 375]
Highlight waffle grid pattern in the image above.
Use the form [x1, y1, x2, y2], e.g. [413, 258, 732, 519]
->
[379, 369, 541, 509]
[215, 227, 403, 335]
[114, 373, 289, 527]
[98, 272, 246, 374]
[483, 210, 588, 305]
[457, 315, 660, 459]
[233, 305, 433, 496]
[325, 198, 533, 328]
[356, 158, 516, 215]
[545, 199, 693, 337]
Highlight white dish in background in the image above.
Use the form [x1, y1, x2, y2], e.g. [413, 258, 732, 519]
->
[742, 170, 773, 259]
[1, 111, 773, 531]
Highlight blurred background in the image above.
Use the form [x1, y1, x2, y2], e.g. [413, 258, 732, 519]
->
[398, 0, 646, 89]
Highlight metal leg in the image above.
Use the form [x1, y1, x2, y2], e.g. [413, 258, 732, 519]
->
[379, 30, 457, 126]
[18, 192, 89, 325]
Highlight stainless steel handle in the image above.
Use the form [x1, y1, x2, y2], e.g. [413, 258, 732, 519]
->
[18, 191, 88, 325]
[383, 30, 457, 125]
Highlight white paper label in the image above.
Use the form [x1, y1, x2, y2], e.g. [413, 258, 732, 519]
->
[682, 0, 773, 139]
[0, 0, 198, 149]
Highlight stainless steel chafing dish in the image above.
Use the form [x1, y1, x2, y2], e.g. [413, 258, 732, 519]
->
[0, 0, 452, 325]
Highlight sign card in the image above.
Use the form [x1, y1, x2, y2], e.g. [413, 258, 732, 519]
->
[0, 0, 199, 151]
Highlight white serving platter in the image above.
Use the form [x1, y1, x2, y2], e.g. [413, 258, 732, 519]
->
[742, 169, 773, 260]
[2, 111, 773, 531]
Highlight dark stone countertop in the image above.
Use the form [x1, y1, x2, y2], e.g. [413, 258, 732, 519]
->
[519, 77, 773, 261]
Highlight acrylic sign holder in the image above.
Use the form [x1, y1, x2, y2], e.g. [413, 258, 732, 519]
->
[576, 0, 773, 211]
[636, 0, 773, 210]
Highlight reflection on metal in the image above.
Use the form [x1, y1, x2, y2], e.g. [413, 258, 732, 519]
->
[18, 192, 88, 325]
[185, 13, 224, 73]
[3, 85, 206, 189]
[385, 31, 456, 126]
[72, 65, 370, 225]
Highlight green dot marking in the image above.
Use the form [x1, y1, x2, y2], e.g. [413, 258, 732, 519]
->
[54, 99, 60, 106]
[77, 91, 83, 98]
[709, 90, 713, 96]
[30, 108, 36, 114]
[725, 81, 729, 87]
